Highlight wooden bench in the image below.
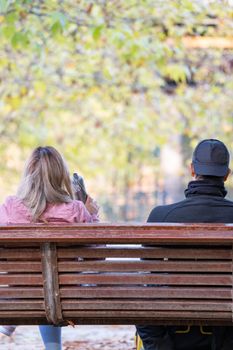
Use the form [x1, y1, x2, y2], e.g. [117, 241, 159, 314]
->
[0, 223, 233, 326]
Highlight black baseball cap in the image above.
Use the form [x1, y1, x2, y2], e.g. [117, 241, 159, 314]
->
[192, 139, 230, 177]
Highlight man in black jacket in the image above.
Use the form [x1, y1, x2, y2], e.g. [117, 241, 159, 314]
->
[136, 139, 233, 350]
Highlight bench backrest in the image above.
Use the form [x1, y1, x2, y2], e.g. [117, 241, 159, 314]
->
[0, 223, 233, 326]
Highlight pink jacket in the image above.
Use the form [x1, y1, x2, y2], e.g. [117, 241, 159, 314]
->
[0, 195, 99, 224]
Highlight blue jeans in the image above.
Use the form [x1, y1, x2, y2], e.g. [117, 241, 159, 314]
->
[39, 325, 62, 350]
[0, 324, 61, 349]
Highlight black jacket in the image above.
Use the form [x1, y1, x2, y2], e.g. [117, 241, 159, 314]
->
[148, 179, 233, 224]
[137, 179, 233, 350]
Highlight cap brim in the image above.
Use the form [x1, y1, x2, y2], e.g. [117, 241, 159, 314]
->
[193, 162, 228, 177]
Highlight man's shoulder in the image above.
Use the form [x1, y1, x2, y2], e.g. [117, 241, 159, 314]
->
[147, 196, 233, 223]
[147, 199, 187, 222]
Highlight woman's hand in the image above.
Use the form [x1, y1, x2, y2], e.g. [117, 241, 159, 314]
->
[85, 196, 99, 215]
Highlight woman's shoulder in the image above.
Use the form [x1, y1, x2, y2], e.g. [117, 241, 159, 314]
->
[1, 195, 21, 207]
[2, 196, 30, 214]
[0, 196, 30, 223]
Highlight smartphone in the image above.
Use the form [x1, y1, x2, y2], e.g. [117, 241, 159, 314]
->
[72, 173, 88, 203]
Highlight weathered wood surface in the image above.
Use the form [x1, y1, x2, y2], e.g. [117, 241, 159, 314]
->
[58, 273, 232, 285]
[59, 286, 232, 299]
[41, 243, 63, 324]
[0, 287, 43, 298]
[0, 223, 233, 326]
[0, 223, 233, 243]
[58, 260, 232, 272]
[58, 247, 232, 259]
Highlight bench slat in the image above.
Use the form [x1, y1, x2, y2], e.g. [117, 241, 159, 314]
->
[60, 317, 233, 326]
[59, 273, 232, 286]
[63, 310, 232, 320]
[62, 300, 232, 312]
[58, 247, 232, 259]
[0, 275, 43, 285]
[0, 262, 42, 272]
[0, 301, 44, 310]
[60, 286, 232, 299]
[1, 224, 233, 243]
[0, 248, 41, 260]
[58, 261, 232, 272]
[0, 287, 44, 298]
[0, 311, 46, 317]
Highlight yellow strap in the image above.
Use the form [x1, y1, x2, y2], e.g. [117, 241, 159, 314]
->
[175, 325, 191, 334]
[200, 326, 212, 335]
[175, 325, 212, 335]
[135, 325, 212, 350]
[135, 334, 144, 350]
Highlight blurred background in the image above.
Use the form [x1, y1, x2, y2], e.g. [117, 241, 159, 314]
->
[0, 0, 233, 222]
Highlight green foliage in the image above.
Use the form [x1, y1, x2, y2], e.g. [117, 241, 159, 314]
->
[0, 0, 232, 199]
[162, 64, 191, 83]
[0, 0, 11, 14]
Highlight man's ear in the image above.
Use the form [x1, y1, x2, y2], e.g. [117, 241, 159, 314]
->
[224, 168, 231, 182]
[190, 163, 195, 178]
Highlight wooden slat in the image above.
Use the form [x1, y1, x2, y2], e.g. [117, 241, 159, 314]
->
[0, 314, 231, 326]
[0, 313, 230, 326]
[63, 310, 231, 320]
[60, 317, 232, 326]
[0, 261, 41, 272]
[0, 301, 44, 310]
[1, 223, 233, 244]
[60, 286, 232, 299]
[59, 273, 232, 286]
[57, 247, 232, 259]
[0, 318, 48, 325]
[0, 287, 43, 298]
[62, 300, 232, 312]
[62, 315, 232, 326]
[0, 275, 42, 285]
[0, 248, 41, 259]
[0, 311, 46, 317]
[58, 260, 232, 272]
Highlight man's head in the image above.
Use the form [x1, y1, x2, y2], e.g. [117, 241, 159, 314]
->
[191, 139, 231, 181]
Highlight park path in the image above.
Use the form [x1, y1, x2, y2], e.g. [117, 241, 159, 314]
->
[0, 325, 135, 350]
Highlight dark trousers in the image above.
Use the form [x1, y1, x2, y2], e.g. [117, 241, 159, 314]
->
[136, 325, 233, 350]
[136, 325, 174, 350]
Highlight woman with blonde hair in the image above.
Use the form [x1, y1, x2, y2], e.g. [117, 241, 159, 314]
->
[0, 146, 99, 349]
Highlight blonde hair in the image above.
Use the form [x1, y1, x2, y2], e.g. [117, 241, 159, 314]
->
[17, 146, 74, 221]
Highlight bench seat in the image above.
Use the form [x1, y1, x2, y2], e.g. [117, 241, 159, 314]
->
[0, 223, 232, 326]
